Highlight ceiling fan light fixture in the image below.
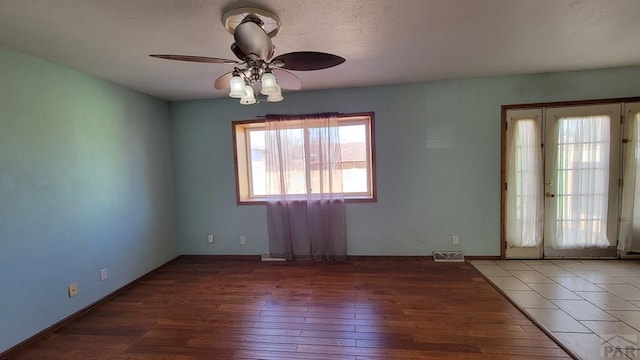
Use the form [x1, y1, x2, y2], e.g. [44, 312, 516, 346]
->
[267, 85, 283, 102]
[240, 86, 256, 105]
[151, 7, 344, 104]
[260, 71, 278, 95]
[229, 73, 246, 98]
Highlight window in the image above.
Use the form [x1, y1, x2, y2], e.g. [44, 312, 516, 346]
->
[233, 112, 376, 204]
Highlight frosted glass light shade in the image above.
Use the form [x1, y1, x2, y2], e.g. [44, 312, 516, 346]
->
[267, 85, 283, 102]
[229, 75, 246, 98]
[240, 86, 256, 105]
[260, 72, 278, 95]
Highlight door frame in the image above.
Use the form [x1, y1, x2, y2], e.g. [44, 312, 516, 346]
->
[501, 97, 640, 259]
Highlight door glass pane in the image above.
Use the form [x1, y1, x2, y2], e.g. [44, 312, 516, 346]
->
[554, 115, 610, 249]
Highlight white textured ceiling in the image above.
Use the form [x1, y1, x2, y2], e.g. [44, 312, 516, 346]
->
[1, 0, 639, 101]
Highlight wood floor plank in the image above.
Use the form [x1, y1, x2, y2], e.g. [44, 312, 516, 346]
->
[234, 349, 357, 360]
[244, 334, 356, 346]
[7, 257, 570, 359]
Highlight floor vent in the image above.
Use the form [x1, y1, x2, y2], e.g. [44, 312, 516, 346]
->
[261, 252, 287, 262]
[433, 251, 464, 262]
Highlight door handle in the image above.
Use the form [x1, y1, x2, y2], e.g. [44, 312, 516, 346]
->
[545, 192, 555, 198]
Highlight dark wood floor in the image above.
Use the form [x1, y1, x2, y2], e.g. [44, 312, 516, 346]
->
[8, 257, 572, 359]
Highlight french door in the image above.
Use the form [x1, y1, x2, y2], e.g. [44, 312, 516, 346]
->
[543, 104, 620, 258]
[505, 103, 622, 259]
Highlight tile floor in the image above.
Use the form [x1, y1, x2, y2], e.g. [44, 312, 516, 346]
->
[470, 259, 640, 360]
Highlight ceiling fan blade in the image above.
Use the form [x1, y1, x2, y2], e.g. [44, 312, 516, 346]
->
[273, 69, 301, 90]
[150, 54, 239, 64]
[214, 72, 233, 90]
[272, 52, 345, 71]
[233, 19, 274, 60]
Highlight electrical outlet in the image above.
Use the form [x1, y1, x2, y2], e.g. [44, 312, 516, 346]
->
[208, 234, 214, 244]
[240, 236, 246, 245]
[68, 283, 78, 297]
[452, 235, 459, 244]
[100, 268, 108, 281]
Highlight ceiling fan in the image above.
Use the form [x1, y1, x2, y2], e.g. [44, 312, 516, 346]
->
[150, 7, 345, 104]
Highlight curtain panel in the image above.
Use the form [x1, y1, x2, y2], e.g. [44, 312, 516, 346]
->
[551, 116, 611, 249]
[620, 113, 640, 253]
[265, 113, 347, 261]
[505, 118, 543, 248]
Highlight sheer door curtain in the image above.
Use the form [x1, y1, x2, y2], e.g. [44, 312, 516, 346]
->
[265, 113, 347, 261]
[552, 116, 611, 249]
[506, 118, 543, 248]
[620, 112, 640, 253]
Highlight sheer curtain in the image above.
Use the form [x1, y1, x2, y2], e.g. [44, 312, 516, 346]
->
[551, 115, 610, 249]
[505, 118, 543, 248]
[619, 112, 640, 253]
[265, 113, 347, 261]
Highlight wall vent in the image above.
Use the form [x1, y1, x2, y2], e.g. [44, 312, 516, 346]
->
[433, 251, 464, 262]
[261, 252, 287, 262]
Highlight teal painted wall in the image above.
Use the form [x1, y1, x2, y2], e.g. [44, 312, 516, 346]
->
[170, 66, 640, 257]
[0, 46, 178, 352]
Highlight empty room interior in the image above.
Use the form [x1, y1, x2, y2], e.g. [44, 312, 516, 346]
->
[3, 1, 640, 359]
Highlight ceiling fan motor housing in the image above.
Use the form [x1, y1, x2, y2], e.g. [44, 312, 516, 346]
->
[233, 17, 274, 61]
